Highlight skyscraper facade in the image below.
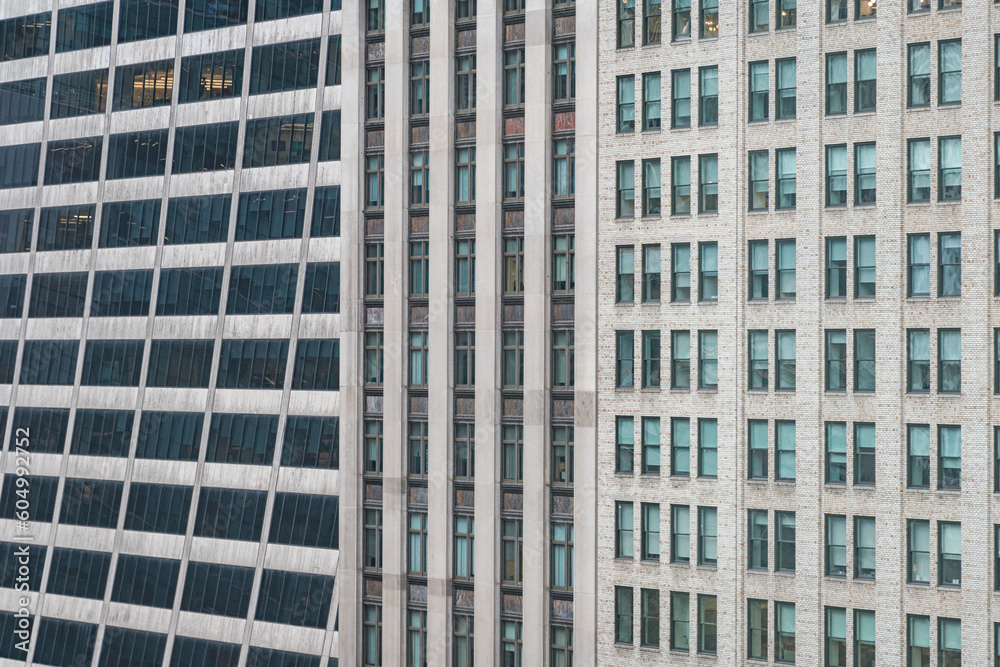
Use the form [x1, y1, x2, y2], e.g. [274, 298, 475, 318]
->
[0, 1, 343, 665]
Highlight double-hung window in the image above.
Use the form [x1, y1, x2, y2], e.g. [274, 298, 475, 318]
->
[643, 159, 661, 216]
[750, 151, 769, 210]
[617, 76, 635, 133]
[825, 330, 847, 391]
[698, 507, 717, 566]
[643, 417, 661, 474]
[777, 240, 796, 299]
[616, 502, 634, 559]
[672, 418, 690, 477]
[616, 417, 634, 473]
[854, 330, 876, 392]
[825, 515, 847, 576]
[643, 73, 661, 130]
[938, 425, 961, 490]
[700, 0, 719, 37]
[748, 511, 768, 569]
[641, 503, 660, 560]
[644, 0, 662, 44]
[749, 330, 768, 389]
[908, 43, 930, 108]
[698, 419, 718, 477]
[907, 330, 930, 393]
[673, 0, 691, 40]
[908, 138, 931, 202]
[826, 53, 847, 115]
[698, 331, 718, 389]
[855, 516, 876, 578]
[939, 136, 961, 202]
[855, 143, 876, 205]
[908, 234, 930, 296]
[750, 0, 768, 32]
[776, 58, 796, 119]
[825, 422, 847, 483]
[672, 157, 690, 214]
[698, 243, 717, 301]
[671, 505, 690, 563]
[776, 330, 795, 390]
[778, 0, 796, 27]
[672, 331, 691, 389]
[672, 70, 691, 128]
[854, 423, 875, 485]
[827, 0, 847, 22]
[616, 331, 633, 389]
[939, 40, 961, 106]
[749, 241, 768, 300]
[748, 420, 768, 480]
[854, 235, 875, 297]
[938, 232, 961, 297]
[642, 331, 660, 389]
[776, 148, 796, 209]
[642, 245, 660, 301]
[698, 154, 718, 213]
[826, 237, 847, 299]
[616, 247, 634, 302]
[855, 49, 876, 112]
[618, 0, 635, 47]
[617, 588, 634, 644]
[749, 62, 769, 121]
[938, 329, 961, 393]
[776, 421, 796, 481]
[699, 66, 718, 126]
[908, 424, 931, 488]
[672, 244, 690, 302]
[938, 522, 961, 586]
[617, 162, 635, 218]
[826, 145, 847, 207]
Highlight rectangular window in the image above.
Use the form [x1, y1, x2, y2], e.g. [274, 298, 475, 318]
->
[501, 330, 524, 390]
[0, 143, 40, 190]
[217, 340, 288, 390]
[671, 69, 691, 128]
[551, 426, 573, 486]
[855, 516, 876, 579]
[643, 72, 661, 130]
[671, 505, 690, 563]
[825, 422, 847, 483]
[776, 420, 796, 481]
[776, 58, 796, 119]
[616, 417, 634, 474]
[748, 599, 768, 660]
[453, 332, 474, 389]
[56, 4, 110, 53]
[750, 150, 769, 210]
[551, 523, 573, 590]
[939, 522, 961, 586]
[453, 516, 475, 579]
[939, 136, 962, 202]
[119, 0, 178, 43]
[938, 425, 961, 490]
[698, 507, 717, 566]
[908, 234, 930, 297]
[775, 511, 796, 572]
[502, 48, 525, 109]
[825, 515, 847, 576]
[618, 0, 635, 47]
[773, 147, 796, 210]
[173, 122, 240, 173]
[939, 619, 961, 666]
[82, 340, 144, 387]
[827, 0, 847, 21]
[135, 412, 203, 461]
[938, 329, 961, 393]
[698, 419, 718, 477]
[907, 329, 930, 392]
[826, 144, 847, 207]
[107, 129, 170, 180]
[456, 55, 476, 113]
[908, 424, 931, 488]
[179, 49, 244, 103]
[616, 331, 634, 389]
[776, 603, 796, 662]
[552, 330, 574, 390]
[553, 42, 575, 102]
[749, 510, 768, 569]
[908, 519, 930, 582]
[698, 153, 718, 213]
[616, 246, 634, 302]
[776, 240, 796, 299]
[939, 39, 961, 105]
[701, 0, 719, 36]
[750, 0, 769, 32]
[673, 0, 691, 40]
[156, 268, 223, 316]
[749, 62, 769, 121]
[641, 589, 660, 648]
[672, 244, 690, 302]
[454, 422, 474, 481]
[909, 43, 931, 107]
[45, 137, 103, 185]
[826, 237, 847, 298]
[617, 76, 635, 133]
[749, 420, 768, 480]
[615, 587, 634, 644]
[671, 417, 690, 477]
[292, 339, 339, 391]
[671, 592, 690, 651]
[671, 330, 690, 388]
[855, 49, 876, 112]
[501, 519, 522, 585]
[282, 416, 338, 470]
[908, 616, 930, 666]
[643, 159, 662, 216]
[617, 161, 635, 218]
[908, 138, 931, 202]
[38, 205, 95, 252]
[825, 607, 847, 667]
[255, 0, 322, 22]
[749, 241, 769, 300]
[641, 503, 660, 560]
[227, 264, 297, 314]
[642, 331, 661, 389]
[698, 243, 718, 301]
[854, 423, 875, 485]
[825, 330, 847, 391]
[51, 69, 109, 118]
[456, 147, 477, 204]
[852, 237, 876, 302]
[616, 502, 634, 559]
[776, 330, 796, 390]
[671, 157, 690, 215]
[938, 232, 961, 297]
[29, 272, 88, 318]
[698, 330, 717, 389]
[109, 60, 172, 113]
[699, 66, 718, 125]
[698, 595, 717, 654]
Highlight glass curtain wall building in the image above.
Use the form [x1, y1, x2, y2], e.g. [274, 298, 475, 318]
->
[0, 1, 343, 665]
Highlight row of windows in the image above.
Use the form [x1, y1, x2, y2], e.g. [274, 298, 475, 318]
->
[0, 113, 339, 189]
[0, 190, 336, 255]
[613, 587, 718, 655]
[1, 410, 337, 468]
[2, 338, 339, 389]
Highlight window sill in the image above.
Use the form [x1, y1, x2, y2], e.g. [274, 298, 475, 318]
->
[775, 116, 796, 123]
[698, 211, 719, 217]
[938, 102, 961, 108]
[699, 122, 719, 129]
[748, 118, 770, 124]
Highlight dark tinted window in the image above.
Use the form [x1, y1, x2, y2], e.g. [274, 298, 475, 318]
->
[100, 200, 160, 247]
[37, 205, 95, 251]
[20, 340, 79, 385]
[99, 626, 167, 666]
[173, 122, 239, 173]
[179, 49, 244, 102]
[113, 59, 173, 110]
[50, 69, 108, 118]
[243, 113, 313, 167]
[135, 411, 203, 461]
[0, 77, 46, 125]
[111, 554, 180, 608]
[118, 0, 178, 42]
[180, 561, 255, 617]
[146, 340, 214, 387]
[311, 186, 340, 237]
[0, 612, 32, 659]
[217, 339, 289, 389]
[171, 636, 241, 667]
[0, 143, 41, 189]
[302, 263, 339, 313]
[326, 35, 341, 85]
[250, 38, 320, 94]
[255, 569, 334, 628]
[255, 0, 323, 21]
[44, 137, 103, 185]
[0, 275, 27, 318]
[46, 547, 112, 599]
[0, 340, 15, 383]
[60, 478, 123, 528]
[107, 129, 169, 179]
[0, 474, 59, 521]
[29, 272, 88, 317]
[281, 416, 338, 469]
[70, 409, 134, 456]
[165, 195, 231, 244]
[319, 110, 340, 161]
[0, 209, 33, 252]
[157, 267, 224, 314]
[269, 492, 338, 548]
[227, 264, 297, 314]
[185, 0, 249, 32]
[193, 487, 268, 541]
[9, 408, 69, 453]
[55, 2, 113, 52]
[81, 340, 143, 386]
[34, 617, 98, 667]
[0, 543, 45, 591]
[206, 413, 278, 464]
[91, 269, 154, 316]
[0, 12, 51, 61]
[246, 648, 320, 667]
[236, 189, 306, 240]
[124, 483, 192, 534]
[292, 339, 339, 390]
